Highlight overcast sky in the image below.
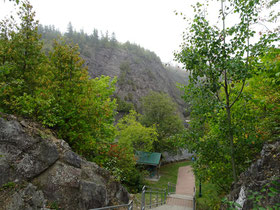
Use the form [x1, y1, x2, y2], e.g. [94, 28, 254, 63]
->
[1, 0, 200, 64]
[0, 0, 278, 64]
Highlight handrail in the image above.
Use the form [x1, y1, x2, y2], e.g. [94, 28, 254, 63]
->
[90, 182, 177, 210]
[141, 184, 172, 210]
[193, 186, 196, 210]
[140, 182, 177, 210]
[167, 182, 176, 195]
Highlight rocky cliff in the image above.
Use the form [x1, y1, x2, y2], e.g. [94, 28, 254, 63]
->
[39, 26, 189, 117]
[83, 45, 188, 115]
[0, 113, 129, 210]
[224, 141, 280, 209]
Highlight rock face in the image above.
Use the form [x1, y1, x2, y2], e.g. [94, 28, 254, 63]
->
[0, 113, 129, 210]
[162, 148, 193, 164]
[83, 46, 188, 115]
[225, 141, 280, 209]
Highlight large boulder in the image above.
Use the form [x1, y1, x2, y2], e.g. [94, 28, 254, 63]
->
[0, 113, 129, 210]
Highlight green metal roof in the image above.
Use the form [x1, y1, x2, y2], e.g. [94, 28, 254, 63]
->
[135, 151, 161, 166]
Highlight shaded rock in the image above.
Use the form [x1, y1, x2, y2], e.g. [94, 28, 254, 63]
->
[0, 114, 129, 210]
[79, 180, 107, 209]
[162, 148, 193, 164]
[0, 117, 59, 184]
[224, 141, 280, 209]
[0, 183, 49, 210]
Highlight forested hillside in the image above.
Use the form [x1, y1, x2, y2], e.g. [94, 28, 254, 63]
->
[1, 0, 279, 209]
[0, 0, 187, 193]
[38, 24, 189, 116]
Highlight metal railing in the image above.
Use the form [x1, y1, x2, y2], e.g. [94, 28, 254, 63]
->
[89, 200, 133, 210]
[167, 182, 176, 195]
[90, 182, 180, 210]
[141, 186, 166, 210]
[140, 182, 176, 210]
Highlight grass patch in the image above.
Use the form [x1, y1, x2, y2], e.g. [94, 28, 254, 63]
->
[146, 161, 191, 189]
[132, 160, 192, 208]
[1, 182, 16, 190]
[195, 180, 223, 210]
[135, 160, 223, 209]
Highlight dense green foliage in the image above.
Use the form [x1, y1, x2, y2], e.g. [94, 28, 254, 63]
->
[0, 1, 116, 164]
[141, 91, 185, 152]
[116, 110, 158, 152]
[195, 180, 221, 210]
[247, 48, 280, 143]
[175, 0, 279, 195]
[1, 1, 184, 192]
[92, 142, 144, 193]
[0, 2, 117, 160]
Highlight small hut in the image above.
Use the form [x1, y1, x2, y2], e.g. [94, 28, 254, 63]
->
[135, 151, 162, 179]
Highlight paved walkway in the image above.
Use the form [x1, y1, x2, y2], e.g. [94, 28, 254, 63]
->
[176, 166, 195, 195]
[152, 165, 195, 210]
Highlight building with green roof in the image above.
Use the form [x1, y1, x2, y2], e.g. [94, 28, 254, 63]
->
[135, 151, 162, 179]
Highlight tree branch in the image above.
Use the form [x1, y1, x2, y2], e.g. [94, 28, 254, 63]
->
[229, 79, 245, 108]
[215, 92, 221, 103]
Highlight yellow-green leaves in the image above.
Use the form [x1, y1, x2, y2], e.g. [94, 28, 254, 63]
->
[116, 110, 158, 152]
[0, 1, 117, 160]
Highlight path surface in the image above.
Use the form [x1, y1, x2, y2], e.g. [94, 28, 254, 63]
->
[176, 166, 195, 195]
[152, 165, 195, 210]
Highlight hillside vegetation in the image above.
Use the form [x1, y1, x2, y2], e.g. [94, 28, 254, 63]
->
[1, 1, 279, 208]
[175, 0, 279, 208]
[0, 0, 187, 192]
[38, 23, 189, 116]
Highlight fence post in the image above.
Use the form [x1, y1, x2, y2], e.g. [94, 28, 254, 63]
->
[156, 191, 158, 207]
[141, 186, 146, 210]
[161, 190, 163, 205]
[149, 190, 152, 208]
[164, 189, 167, 204]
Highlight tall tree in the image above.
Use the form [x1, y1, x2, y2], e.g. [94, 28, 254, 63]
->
[141, 91, 184, 152]
[116, 110, 158, 152]
[175, 0, 278, 186]
[66, 22, 74, 37]
[0, 0, 46, 113]
[0, 0, 117, 159]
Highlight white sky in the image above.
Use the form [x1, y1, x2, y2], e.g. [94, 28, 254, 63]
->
[0, 0, 278, 64]
[1, 0, 199, 64]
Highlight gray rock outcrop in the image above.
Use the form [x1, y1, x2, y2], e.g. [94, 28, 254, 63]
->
[0, 113, 129, 210]
[84, 46, 188, 115]
[224, 141, 280, 209]
[162, 148, 193, 164]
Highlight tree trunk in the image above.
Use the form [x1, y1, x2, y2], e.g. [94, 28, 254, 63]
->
[226, 104, 238, 186]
